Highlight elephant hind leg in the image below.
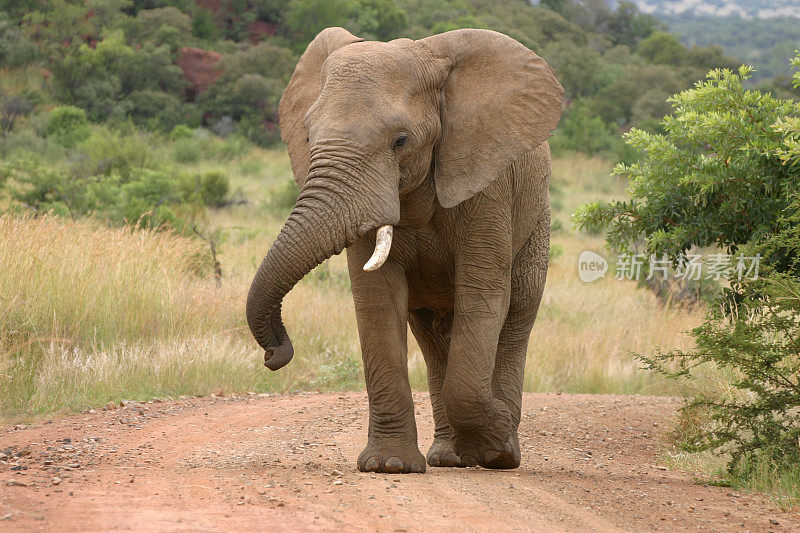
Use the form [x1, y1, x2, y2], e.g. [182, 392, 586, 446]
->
[408, 308, 463, 467]
[490, 226, 549, 468]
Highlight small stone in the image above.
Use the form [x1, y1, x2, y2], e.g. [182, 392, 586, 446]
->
[51, 477, 62, 485]
[1, 513, 11, 521]
[769, 519, 780, 525]
[331, 469, 344, 477]
[105, 401, 117, 411]
[6, 479, 28, 487]
[332, 479, 343, 486]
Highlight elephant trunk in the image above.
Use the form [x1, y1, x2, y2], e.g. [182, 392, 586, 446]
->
[246, 180, 395, 371]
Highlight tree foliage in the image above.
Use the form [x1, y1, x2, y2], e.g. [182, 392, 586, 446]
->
[0, 0, 746, 152]
[575, 65, 799, 258]
[576, 55, 800, 480]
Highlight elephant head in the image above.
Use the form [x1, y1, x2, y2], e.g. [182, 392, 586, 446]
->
[246, 27, 563, 370]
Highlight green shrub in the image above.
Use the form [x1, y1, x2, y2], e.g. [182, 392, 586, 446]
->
[575, 65, 799, 258]
[0, 19, 38, 67]
[199, 171, 229, 207]
[45, 106, 90, 147]
[549, 101, 624, 157]
[218, 133, 252, 160]
[575, 56, 800, 495]
[639, 267, 800, 480]
[170, 124, 194, 141]
[173, 138, 202, 163]
[125, 90, 184, 131]
[80, 126, 158, 179]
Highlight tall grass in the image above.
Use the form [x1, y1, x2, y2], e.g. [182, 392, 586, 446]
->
[1, 149, 703, 419]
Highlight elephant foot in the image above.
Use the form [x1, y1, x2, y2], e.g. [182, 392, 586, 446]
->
[452, 430, 521, 470]
[426, 437, 464, 467]
[357, 439, 426, 474]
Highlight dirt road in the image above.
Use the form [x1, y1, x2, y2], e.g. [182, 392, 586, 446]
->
[1, 392, 797, 532]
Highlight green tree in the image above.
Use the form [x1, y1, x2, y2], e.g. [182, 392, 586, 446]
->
[576, 65, 798, 257]
[357, 0, 408, 40]
[575, 58, 800, 486]
[45, 106, 91, 147]
[283, 0, 356, 48]
[637, 30, 686, 65]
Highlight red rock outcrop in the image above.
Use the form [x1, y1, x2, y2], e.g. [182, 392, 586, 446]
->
[177, 47, 223, 101]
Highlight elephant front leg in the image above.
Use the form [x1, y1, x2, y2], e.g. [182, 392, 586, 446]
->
[408, 309, 463, 467]
[445, 225, 518, 469]
[347, 239, 425, 474]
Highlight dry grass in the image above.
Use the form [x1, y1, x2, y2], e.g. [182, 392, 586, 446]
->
[1, 147, 703, 419]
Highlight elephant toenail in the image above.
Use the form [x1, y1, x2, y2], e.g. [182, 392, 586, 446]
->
[409, 460, 424, 473]
[483, 449, 501, 464]
[445, 452, 462, 466]
[384, 457, 404, 473]
[461, 454, 478, 467]
[364, 457, 380, 471]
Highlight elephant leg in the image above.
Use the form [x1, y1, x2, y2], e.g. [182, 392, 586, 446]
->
[407, 308, 462, 467]
[490, 229, 549, 468]
[347, 237, 426, 474]
[444, 213, 516, 469]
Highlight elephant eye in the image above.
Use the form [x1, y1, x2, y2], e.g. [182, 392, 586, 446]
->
[393, 136, 408, 150]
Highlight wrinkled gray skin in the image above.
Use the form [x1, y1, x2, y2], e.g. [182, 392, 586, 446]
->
[247, 27, 563, 474]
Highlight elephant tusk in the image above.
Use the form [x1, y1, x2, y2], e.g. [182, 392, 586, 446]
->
[362, 225, 393, 271]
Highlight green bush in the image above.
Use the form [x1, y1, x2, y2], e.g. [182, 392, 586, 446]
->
[0, 15, 38, 67]
[80, 126, 158, 179]
[575, 56, 800, 495]
[173, 138, 202, 163]
[549, 101, 624, 156]
[170, 124, 194, 141]
[125, 90, 184, 131]
[199, 171, 229, 207]
[45, 106, 90, 147]
[575, 65, 799, 258]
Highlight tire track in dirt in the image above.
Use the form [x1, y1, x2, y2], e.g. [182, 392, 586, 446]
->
[1, 392, 797, 532]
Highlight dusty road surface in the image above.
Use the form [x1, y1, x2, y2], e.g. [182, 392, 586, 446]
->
[1, 392, 798, 532]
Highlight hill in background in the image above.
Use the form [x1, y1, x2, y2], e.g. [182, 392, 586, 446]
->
[608, 0, 800, 81]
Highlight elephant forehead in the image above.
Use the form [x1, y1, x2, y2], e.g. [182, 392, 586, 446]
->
[324, 44, 419, 91]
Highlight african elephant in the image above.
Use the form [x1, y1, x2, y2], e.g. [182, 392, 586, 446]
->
[246, 27, 563, 473]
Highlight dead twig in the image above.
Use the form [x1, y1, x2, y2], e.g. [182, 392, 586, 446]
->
[188, 223, 222, 287]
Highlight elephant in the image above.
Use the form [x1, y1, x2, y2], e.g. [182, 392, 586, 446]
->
[246, 27, 563, 474]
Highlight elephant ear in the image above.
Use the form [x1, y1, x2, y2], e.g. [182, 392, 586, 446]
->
[279, 27, 363, 186]
[420, 29, 564, 208]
